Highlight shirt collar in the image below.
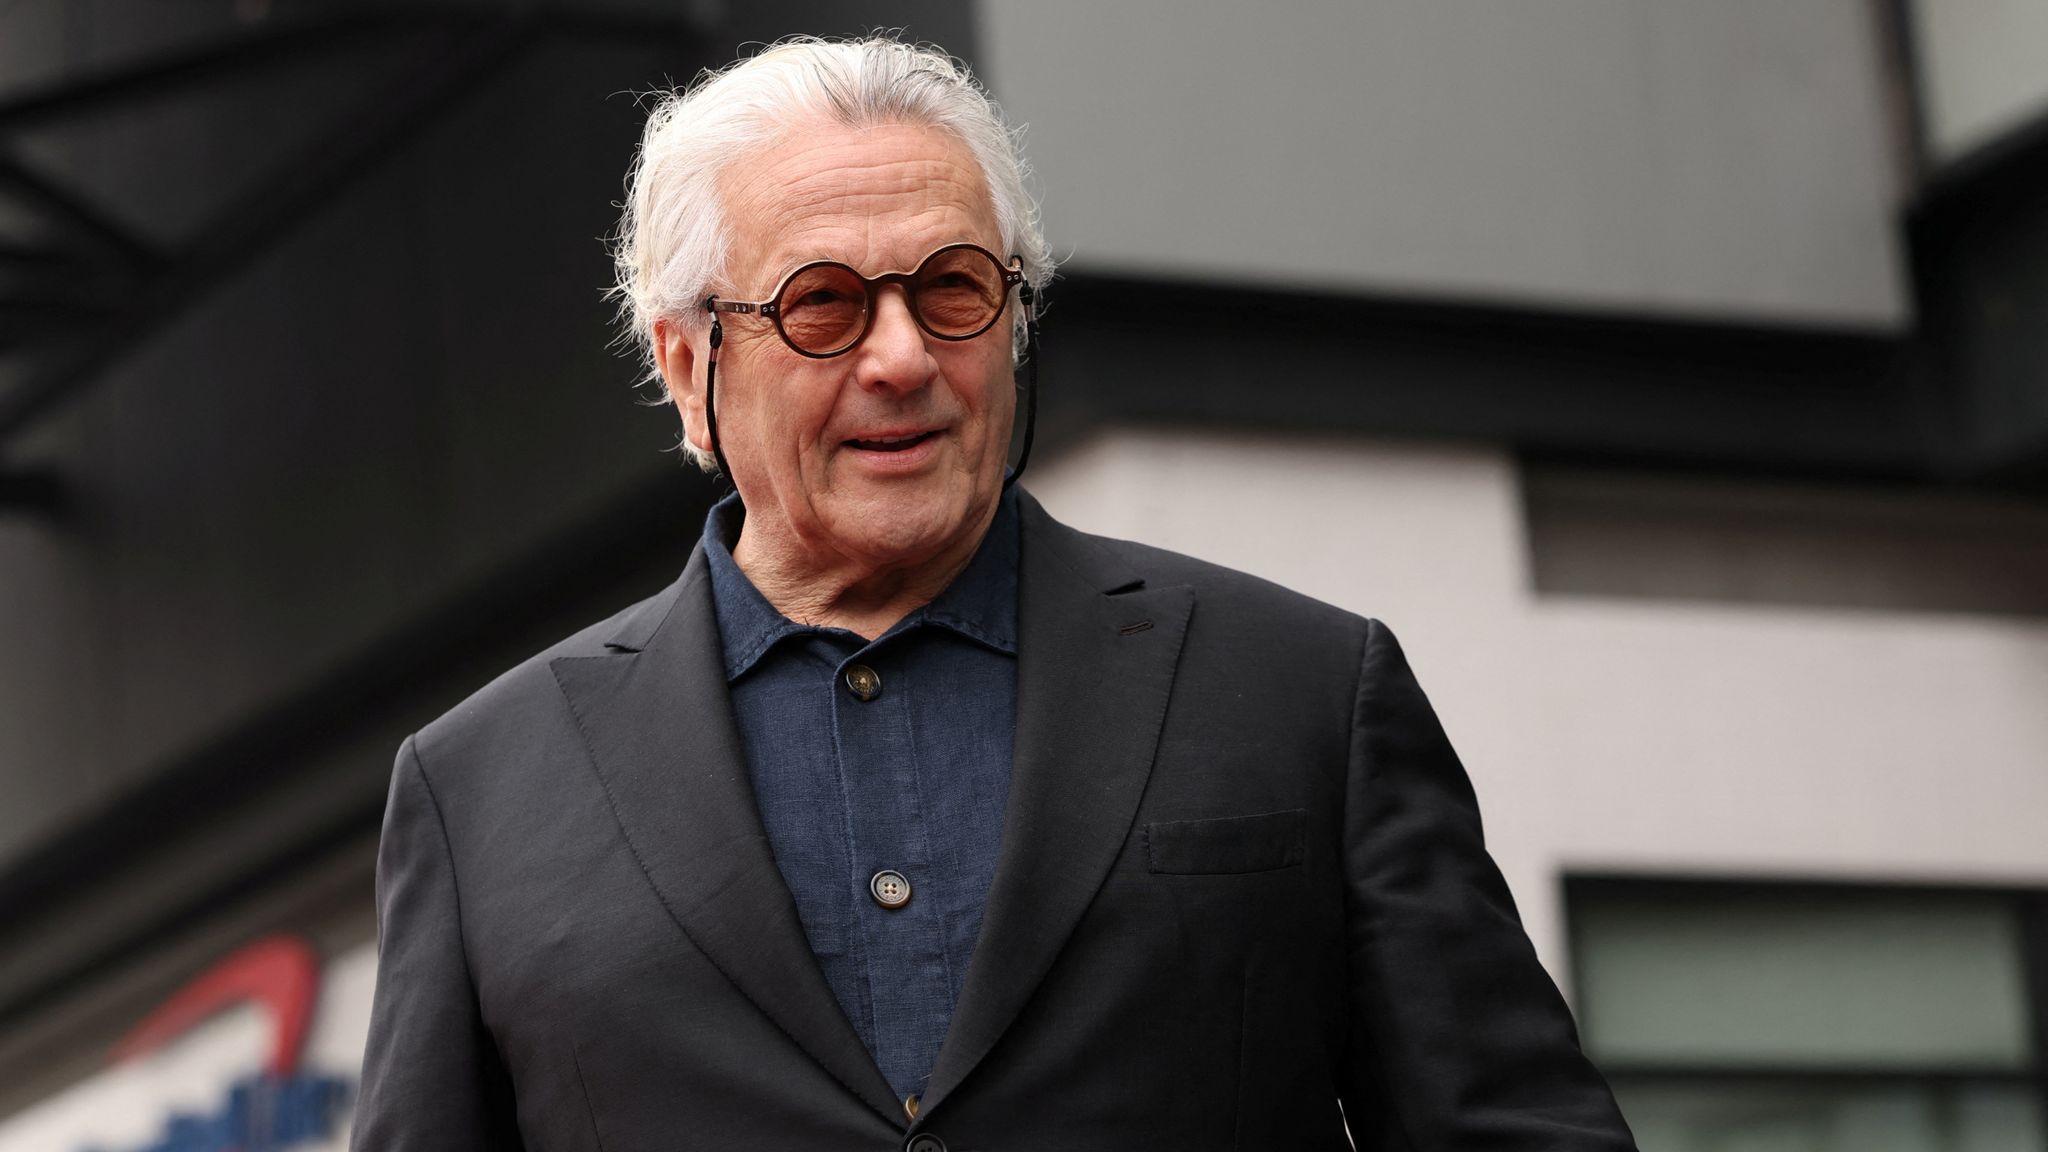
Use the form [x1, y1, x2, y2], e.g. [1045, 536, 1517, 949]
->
[702, 488, 1020, 682]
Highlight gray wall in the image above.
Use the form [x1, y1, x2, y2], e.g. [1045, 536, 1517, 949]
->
[980, 0, 1910, 328]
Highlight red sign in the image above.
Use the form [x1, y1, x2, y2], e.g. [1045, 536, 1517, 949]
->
[112, 935, 321, 1078]
[91, 934, 349, 1152]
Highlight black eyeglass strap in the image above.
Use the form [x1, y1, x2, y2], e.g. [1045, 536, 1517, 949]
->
[702, 298, 736, 487]
[1005, 281, 1039, 491]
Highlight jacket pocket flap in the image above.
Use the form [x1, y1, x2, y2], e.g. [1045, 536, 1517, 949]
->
[1145, 809, 1306, 874]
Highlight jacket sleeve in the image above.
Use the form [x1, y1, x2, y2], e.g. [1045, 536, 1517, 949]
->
[352, 736, 525, 1152]
[1338, 619, 1636, 1150]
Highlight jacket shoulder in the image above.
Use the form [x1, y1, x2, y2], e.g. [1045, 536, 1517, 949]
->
[1055, 519, 1371, 639]
[408, 574, 686, 773]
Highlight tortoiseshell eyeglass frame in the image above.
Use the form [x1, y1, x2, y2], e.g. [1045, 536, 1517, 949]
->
[703, 242, 1025, 358]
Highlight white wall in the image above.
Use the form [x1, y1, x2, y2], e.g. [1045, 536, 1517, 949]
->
[1028, 430, 2048, 987]
[981, 0, 1910, 328]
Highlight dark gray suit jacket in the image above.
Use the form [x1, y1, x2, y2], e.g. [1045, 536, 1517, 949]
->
[352, 492, 1635, 1151]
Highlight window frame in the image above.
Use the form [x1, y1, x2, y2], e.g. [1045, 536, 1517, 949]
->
[1564, 874, 2048, 1132]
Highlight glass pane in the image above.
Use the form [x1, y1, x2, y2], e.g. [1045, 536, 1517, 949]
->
[1576, 888, 2032, 1069]
[1612, 1078, 2045, 1152]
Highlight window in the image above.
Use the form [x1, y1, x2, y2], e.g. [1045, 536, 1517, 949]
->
[1569, 878, 2048, 1151]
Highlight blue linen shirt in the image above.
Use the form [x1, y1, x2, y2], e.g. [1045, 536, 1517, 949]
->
[702, 490, 1019, 1104]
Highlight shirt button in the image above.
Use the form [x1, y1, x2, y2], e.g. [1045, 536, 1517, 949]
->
[844, 664, 882, 701]
[906, 1135, 946, 1152]
[903, 1094, 920, 1121]
[870, 869, 912, 910]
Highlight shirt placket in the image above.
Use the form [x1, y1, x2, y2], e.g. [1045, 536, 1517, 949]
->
[831, 637, 956, 1098]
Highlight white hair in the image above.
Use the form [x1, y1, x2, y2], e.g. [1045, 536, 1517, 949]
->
[608, 35, 1053, 469]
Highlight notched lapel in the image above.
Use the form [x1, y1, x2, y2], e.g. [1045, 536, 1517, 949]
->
[549, 549, 901, 1124]
[922, 496, 1194, 1112]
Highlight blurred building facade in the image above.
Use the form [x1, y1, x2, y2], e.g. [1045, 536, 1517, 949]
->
[1, 2, 2045, 1148]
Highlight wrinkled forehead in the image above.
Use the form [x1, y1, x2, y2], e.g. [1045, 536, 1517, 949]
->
[717, 119, 1002, 294]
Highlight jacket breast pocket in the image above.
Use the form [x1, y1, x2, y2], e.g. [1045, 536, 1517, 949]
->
[1144, 809, 1306, 875]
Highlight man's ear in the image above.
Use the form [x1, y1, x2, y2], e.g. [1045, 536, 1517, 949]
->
[653, 318, 711, 457]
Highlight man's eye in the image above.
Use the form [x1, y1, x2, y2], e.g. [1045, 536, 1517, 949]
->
[793, 289, 852, 309]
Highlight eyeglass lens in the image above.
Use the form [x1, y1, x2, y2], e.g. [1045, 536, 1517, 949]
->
[775, 246, 1009, 355]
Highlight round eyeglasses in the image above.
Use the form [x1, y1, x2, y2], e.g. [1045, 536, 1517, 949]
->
[704, 242, 1025, 358]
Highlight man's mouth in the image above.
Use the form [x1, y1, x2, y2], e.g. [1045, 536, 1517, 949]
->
[845, 431, 938, 452]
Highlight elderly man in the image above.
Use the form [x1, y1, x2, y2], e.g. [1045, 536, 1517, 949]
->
[353, 36, 1636, 1152]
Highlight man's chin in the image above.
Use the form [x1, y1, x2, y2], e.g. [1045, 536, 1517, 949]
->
[821, 486, 993, 569]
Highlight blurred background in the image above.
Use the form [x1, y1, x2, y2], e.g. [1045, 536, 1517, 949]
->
[2, 1, 2046, 1148]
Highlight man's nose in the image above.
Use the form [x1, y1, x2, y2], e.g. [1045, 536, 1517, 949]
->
[853, 285, 933, 393]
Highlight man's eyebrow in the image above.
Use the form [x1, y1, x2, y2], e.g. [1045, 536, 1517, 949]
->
[749, 246, 847, 289]
[741, 251, 867, 293]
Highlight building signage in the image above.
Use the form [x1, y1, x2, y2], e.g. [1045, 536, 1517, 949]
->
[0, 935, 374, 1152]
[89, 936, 352, 1152]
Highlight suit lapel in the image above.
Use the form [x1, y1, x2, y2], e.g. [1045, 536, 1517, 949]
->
[549, 548, 902, 1125]
[921, 493, 1194, 1113]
